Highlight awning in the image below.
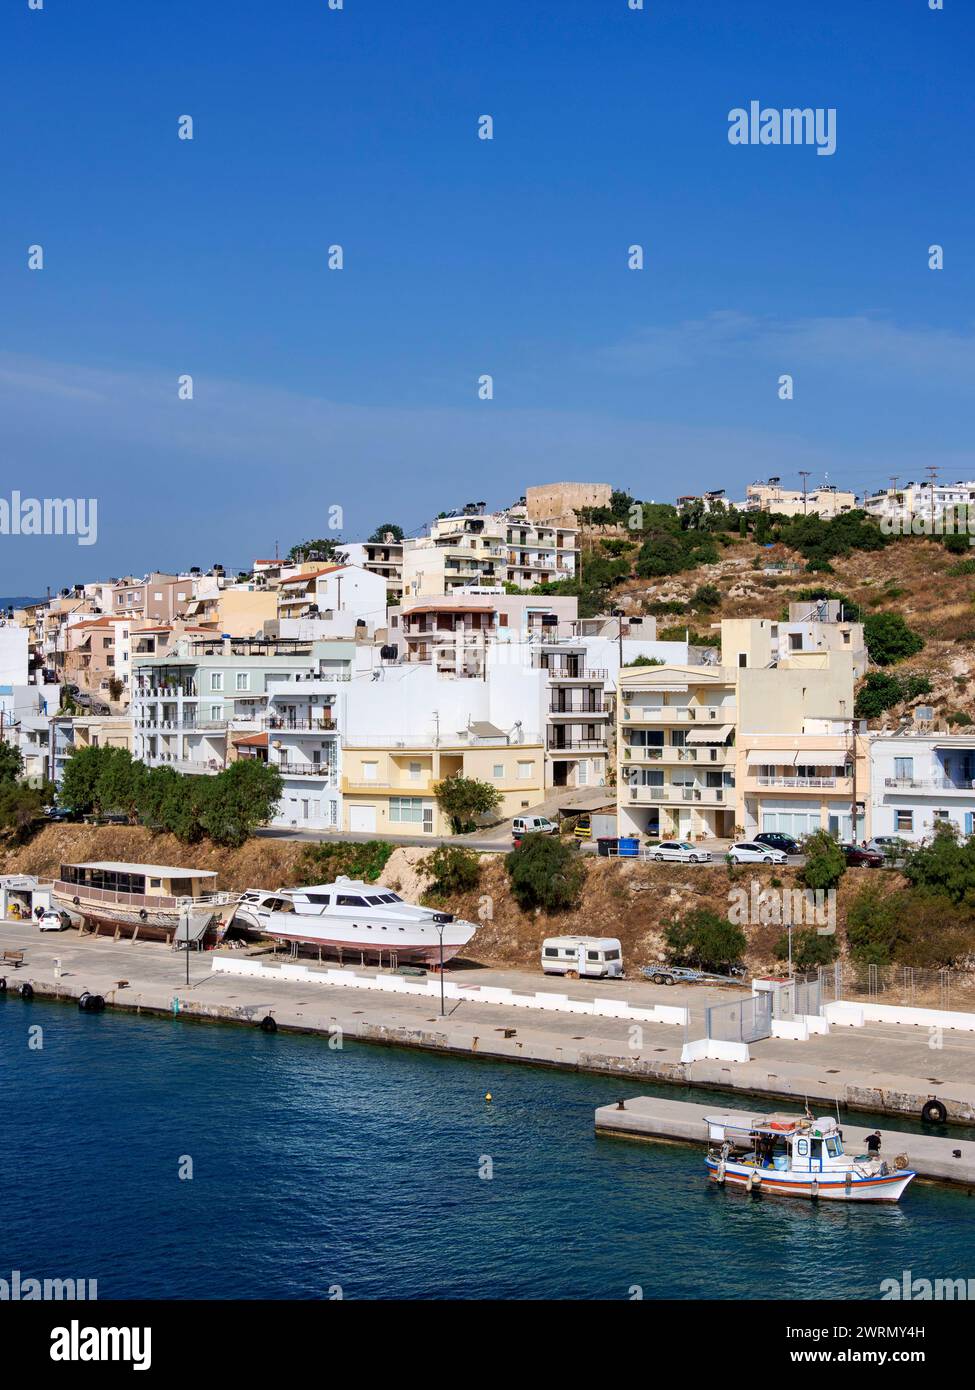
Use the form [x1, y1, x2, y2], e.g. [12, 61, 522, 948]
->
[798, 750, 852, 767]
[686, 724, 732, 744]
[747, 749, 791, 764]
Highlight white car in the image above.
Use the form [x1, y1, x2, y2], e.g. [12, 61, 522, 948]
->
[647, 841, 712, 864]
[37, 908, 70, 931]
[727, 841, 788, 865]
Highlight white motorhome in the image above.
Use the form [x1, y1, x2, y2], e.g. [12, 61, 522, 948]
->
[541, 935, 623, 979]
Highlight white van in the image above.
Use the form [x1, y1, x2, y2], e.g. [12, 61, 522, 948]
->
[541, 935, 623, 979]
[513, 815, 558, 838]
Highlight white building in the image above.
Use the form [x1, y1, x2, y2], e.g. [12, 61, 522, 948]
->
[869, 732, 975, 843]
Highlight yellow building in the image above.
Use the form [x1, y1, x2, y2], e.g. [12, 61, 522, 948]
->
[341, 729, 545, 836]
[617, 618, 865, 843]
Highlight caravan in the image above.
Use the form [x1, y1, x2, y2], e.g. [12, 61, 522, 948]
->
[541, 935, 623, 979]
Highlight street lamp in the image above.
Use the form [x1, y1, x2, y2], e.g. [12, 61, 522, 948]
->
[435, 920, 446, 1016]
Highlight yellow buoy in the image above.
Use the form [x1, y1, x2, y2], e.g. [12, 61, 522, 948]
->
[485, 1092, 492, 1103]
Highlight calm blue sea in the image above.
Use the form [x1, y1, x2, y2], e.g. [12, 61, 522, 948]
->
[2, 998, 971, 1300]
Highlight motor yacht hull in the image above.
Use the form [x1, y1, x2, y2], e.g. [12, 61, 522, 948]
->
[706, 1155, 915, 1201]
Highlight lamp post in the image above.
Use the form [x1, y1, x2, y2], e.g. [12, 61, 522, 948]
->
[436, 921, 446, 1016]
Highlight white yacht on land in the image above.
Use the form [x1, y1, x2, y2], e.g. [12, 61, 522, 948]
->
[705, 1112, 916, 1202]
[232, 876, 478, 966]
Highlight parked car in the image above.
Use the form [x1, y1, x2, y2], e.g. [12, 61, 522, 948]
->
[753, 832, 801, 856]
[647, 841, 712, 864]
[43, 804, 74, 822]
[512, 815, 558, 838]
[841, 843, 883, 868]
[727, 841, 788, 865]
[865, 836, 908, 860]
[37, 909, 70, 932]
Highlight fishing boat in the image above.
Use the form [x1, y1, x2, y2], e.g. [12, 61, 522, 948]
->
[52, 861, 240, 944]
[705, 1111, 915, 1201]
[231, 876, 477, 966]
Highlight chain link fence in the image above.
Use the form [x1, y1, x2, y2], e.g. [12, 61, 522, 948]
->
[818, 962, 975, 1011]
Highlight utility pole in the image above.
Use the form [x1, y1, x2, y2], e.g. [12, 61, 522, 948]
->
[926, 465, 938, 530]
[799, 471, 811, 516]
[850, 717, 859, 844]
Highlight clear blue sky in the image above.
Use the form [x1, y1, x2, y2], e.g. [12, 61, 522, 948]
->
[1, 0, 971, 591]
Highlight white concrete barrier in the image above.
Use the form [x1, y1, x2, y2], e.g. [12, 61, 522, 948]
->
[771, 1018, 809, 1041]
[856, 1001, 975, 1033]
[824, 1001, 865, 1027]
[210, 955, 688, 1027]
[680, 1037, 750, 1064]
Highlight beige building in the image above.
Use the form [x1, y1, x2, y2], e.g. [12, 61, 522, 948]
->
[744, 479, 857, 520]
[503, 506, 578, 590]
[71, 713, 134, 754]
[617, 617, 864, 842]
[111, 573, 194, 623]
[341, 730, 546, 836]
[525, 482, 612, 526]
[402, 514, 507, 596]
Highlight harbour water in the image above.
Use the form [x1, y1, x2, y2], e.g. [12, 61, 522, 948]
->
[2, 999, 972, 1300]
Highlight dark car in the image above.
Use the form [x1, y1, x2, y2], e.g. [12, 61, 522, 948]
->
[841, 843, 883, 868]
[754, 832, 801, 856]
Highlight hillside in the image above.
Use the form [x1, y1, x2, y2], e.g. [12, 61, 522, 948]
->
[584, 529, 975, 726]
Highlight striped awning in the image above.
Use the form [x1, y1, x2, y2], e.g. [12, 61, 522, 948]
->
[686, 725, 733, 744]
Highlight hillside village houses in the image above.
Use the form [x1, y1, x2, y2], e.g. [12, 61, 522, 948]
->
[7, 477, 975, 847]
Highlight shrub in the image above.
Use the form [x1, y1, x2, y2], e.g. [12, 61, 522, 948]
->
[800, 831, 846, 893]
[433, 774, 502, 834]
[297, 839, 395, 885]
[200, 760, 283, 847]
[423, 845, 482, 898]
[854, 671, 931, 719]
[0, 741, 23, 784]
[505, 835, 585, 912]
[863, 611, 924, 666]
[664, 908, 746, 973]
[774, 927, 839, 970]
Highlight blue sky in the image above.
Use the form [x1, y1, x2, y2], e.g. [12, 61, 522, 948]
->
[1, 0, 971, 590]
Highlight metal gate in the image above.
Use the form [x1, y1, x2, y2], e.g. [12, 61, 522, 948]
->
[772, 973, 821, 1021]
[705, 992, 772, 1044]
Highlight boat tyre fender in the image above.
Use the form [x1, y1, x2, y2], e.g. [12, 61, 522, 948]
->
[139, 909, 149, 922]
[72, 896, 80, 906]
[0, 977, 6, 993]
[20, 982, 34, 1001]
[260, 1014, 277, 1033]
[78, 992, 106, 1013]
[921, 1098, 947, 1125]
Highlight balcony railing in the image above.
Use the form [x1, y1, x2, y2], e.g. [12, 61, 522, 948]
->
[756, 776, 841, 789]
[264, 715, 336, 732]
[547, 737, 608, 751]
[624, 784, 729, 804]
[884, 776, 975, 792]
[275, 762, 338, 781]
[622, 705, 734, 723]
[549, 700, 608, 714]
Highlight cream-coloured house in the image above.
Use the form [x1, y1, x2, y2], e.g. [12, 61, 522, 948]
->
[341, 729, 545, 836]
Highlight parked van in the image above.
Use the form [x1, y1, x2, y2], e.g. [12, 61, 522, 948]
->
[512, 815, 558, 838]
[541, 935, 623, 979]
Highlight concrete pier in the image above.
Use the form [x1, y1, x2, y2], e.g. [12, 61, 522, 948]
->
[3, 923, 975, 1127]
[595, 1095, 975, 1189]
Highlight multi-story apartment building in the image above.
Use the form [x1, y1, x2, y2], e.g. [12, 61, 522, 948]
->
[617, 618, 864, 842]
[111, 573, 194, 623]
[388, 594, 579, 677]
[263, 675, 345, 830]
[276, 563, 387, 637]
[862, 479, 975, 531]
[132, 634, 354, 778]
[402, 512, 507, 596]
[868, 732, 975, 843]
[744, 479, 858, 519]
[502, 505, 578, 590]
[361, 533, 405, 601]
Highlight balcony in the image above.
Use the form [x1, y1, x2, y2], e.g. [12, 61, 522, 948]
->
[623, 783, 730, 805]
[622, 704, 735, 723]
[549, 701, 609, 716]
[275, 762, 338, 782]
[884, 776, 975, 793]
[623, 745, 734, 765]
[755, 775, 845, 790]
[547, 736, 608, 752]
[264, 715, 336, 733]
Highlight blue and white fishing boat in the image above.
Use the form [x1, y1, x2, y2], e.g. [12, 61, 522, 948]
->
[705, 1112, 915, 1202]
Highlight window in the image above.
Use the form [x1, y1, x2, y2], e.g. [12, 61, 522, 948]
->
[236, 673, 250, 691]
[361, 762, 378, 781]
[153, 592, 163, 601]
[517, 761, 534, 779]
[210, 672, 223, 691]
[934, 809, 949, 823]
[209, 705, 222, 720]
[390, 797, 424, 824]
[738, 653, 747, 667]
[493, 764, 504, 778]
[670, 730, 687, 747]
[336, 894, 367, 906]
[895, 810, 914, 833]
[543, 947, 558, 958]
[894, 757, 913, 781]
[409, 761, 423, 781]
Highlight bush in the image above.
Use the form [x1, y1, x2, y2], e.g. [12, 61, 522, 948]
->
[505, 835, 585, 912]
[297, 839, 395, 885]
[800, 831, 846, 893]
[199, 760, 283, 848]
[0, 782, 47, 842]
[690, 583, 722, 611]
[423, 845, 482, 898]
[433, 774, 502, 834]
[774, 926, 838, 970]
[901, 824, 975, 907]
[863, 611, 924, 666]
[0, 741, 23, 784]
[845, 883, 902, 966]
[664, 908, 746, 973]
[854, 670, 931, 719]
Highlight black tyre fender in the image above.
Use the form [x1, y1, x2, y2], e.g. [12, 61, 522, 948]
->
[921, 1098, 947, 1125]
[73, 896, 81, 906]
[259, 1014, 277, 1033]
[139, 909, 149, 921]
[0, 977, 6, 993]
[20, 982, 34, 1001]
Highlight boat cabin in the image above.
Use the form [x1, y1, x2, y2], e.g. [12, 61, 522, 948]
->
[58, 862, 220, 903]
[706, 1113, 850, 1174]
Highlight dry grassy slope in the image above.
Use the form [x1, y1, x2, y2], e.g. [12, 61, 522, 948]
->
[605, 534, 975, 723]
[1, 826, 886, 972]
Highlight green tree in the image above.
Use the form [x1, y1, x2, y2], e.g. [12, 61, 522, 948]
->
[367, 522, 404, 543]
[200, 760, 283, 847]
[159, 777, 210, 844]
[800, 831, 846, 893]
[433, 774, 502, 834]
[136, 765, 181, 828]
[285, 538, 347, 565]
[774, 926, 839, 971]
[297, 839, 394, 884]
[0, 781, 47, 842]
[0, 740, 23, 783]
[901, 823, 975, 908]
[94, 748, 144, 820]
[423, 845, 482, 898]
[505, 834, 585, 911]
[845, 882, 901, 966]
[863, 611, 924, 666]
[664, 908, 746, 972]
[60, 745, 112, 815]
